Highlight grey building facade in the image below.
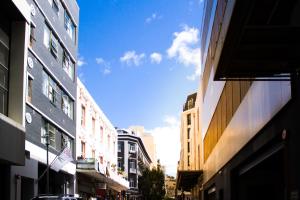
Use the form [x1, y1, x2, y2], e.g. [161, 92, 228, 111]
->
[117, 129, 152, 200]
[7, 0, 79, 199]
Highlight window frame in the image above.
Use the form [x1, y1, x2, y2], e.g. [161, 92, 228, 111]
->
[62, 50, 75, 80]
[61, 92, 74, 119]
[27, 76, 33, 103]
[64, 10, 75, 42]
[41, 120, 57, 149]
[81, 105, 86, 127]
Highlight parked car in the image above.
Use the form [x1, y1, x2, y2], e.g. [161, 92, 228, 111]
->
[30, 194, 82, 200]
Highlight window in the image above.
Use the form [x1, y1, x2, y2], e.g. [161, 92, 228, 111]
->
[29, 24, 36, 47]
[41, 120, 57, 148]
[129, 178, 135, 188]
[92, 117, 96, 134]
[187, 142, 190, 153]
[129, 161, 136, 169]
[113, 141, 116, 154]
[81, 105, 85, 127]
[118, 160, 123, 169]
[27, 76, 33, 103]
[107, 134, 111, 150]
[129, 143, 136, 152]
[187, 128, 190, 139]
[100, 126, 103, 142]
[0, 34, 9, 115]
[62, 51, 74, 80]
[42, 71, 59, 105]
[62, 134, 72, 150]
[43, 24, 58, 58]
[64, 11, 75, 42]
[61, 92, 73, 119]
[188, 155, 190, 166]
[118, 142, 122, 152]
[48, 0, 59, 14]
[188, 98, 194, 109]
[187, 113, 191, 125]
[81, 141, 86, 158]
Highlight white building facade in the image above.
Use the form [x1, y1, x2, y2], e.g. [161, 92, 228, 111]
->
[76, 78, 129, 199]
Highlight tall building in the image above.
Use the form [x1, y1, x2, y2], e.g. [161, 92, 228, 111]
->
[129, 126, 157, 168]
[176, 92, 202, 199]
[198, 0, 300, 199]
[0, 0, 31, 199]
[76, 78, 129, 199]
[117, 128, 152, 200]
[8, 0, 79, 199]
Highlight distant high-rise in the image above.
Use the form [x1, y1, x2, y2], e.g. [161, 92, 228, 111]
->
[176, 92, 202, 199]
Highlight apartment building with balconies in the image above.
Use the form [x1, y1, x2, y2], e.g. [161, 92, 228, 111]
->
[117, 128, 152, 200]
[199, 0, 300, 199]
[76, 78, 129, 199]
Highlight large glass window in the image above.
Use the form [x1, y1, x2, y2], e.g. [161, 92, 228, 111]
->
[129, 160, 136, 169]
[42, 71, 59, 105]
[62, 133, 72, 150]
[61, 91, 74, 119]
[43, 24, 58, 58]
[118, 142, 121, 152]
[129, 143, 136, 152]
[0, 38, 9, 115]
[129, 178, 135, 188]
[187, 113, 191, 125]
[62, 51, 74, 80]
[64, 11, 75, 42]
[27, 76, 33, 103]
[41, 120, 57, 148]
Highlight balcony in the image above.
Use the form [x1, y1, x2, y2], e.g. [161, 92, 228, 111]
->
[202, 0, 300, 84]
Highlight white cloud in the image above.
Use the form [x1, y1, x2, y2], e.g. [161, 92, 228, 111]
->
[120, 51, 145, 66]
[103, 68, 111, 75]
[167, 25, 201, 80]
[146, 13, 157, 23]
[95, 57, 111, 75]
[96, 57, 105, 64]
[150, 52, 162, 64]
[147, 115, 180, 176]
[145, 13, 162, 23]
[77, 56, 86, 67]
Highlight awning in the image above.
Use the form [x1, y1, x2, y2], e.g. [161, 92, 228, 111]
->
[77, 168, 129, 192]
[76, 159, 129, 192]
[176, 170, 203, 191]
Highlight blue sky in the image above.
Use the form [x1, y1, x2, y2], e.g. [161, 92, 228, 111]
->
[77, 0, 204, 175]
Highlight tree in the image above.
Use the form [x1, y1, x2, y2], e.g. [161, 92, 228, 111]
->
[138, 160, 166, 200]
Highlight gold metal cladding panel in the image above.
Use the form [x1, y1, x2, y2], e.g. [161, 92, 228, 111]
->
[203, 81, 291, 183]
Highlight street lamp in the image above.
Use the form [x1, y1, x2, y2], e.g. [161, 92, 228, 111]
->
[45, 132, 50, 194]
